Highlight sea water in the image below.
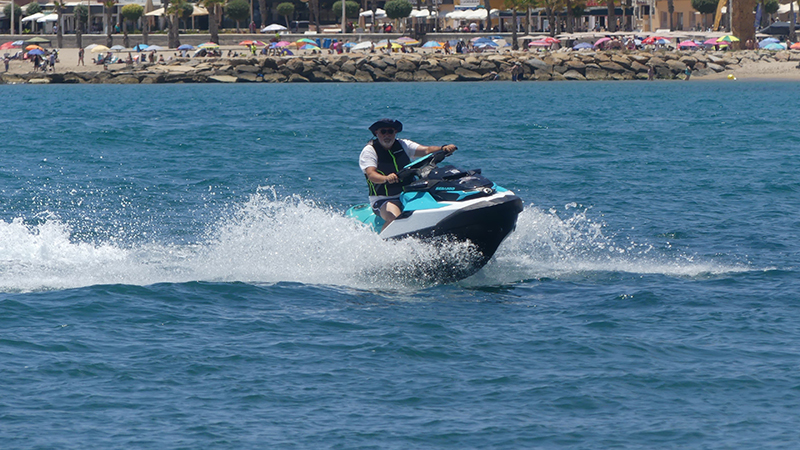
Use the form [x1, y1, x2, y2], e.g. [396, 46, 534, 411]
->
[1, 81, 800, 449]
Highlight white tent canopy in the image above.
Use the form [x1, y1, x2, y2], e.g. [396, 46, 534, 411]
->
[777, 2, 799, 14]
[410, 9, 438, 18]
[360, 8, 386, 18]
[21, 12, 45, 22]
[446, 9, 498, 20]
[37, 13, 59, 23]
[145, 7, 164, 16]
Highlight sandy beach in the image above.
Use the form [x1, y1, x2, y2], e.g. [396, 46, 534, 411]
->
[4, 46, 800, 81]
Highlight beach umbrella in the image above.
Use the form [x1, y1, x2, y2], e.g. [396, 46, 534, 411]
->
[85, 44, 99, 51]
[90, 45, 110, 53]
[593, 37, 612, 47]
[573, 42, 593, 50]
[25, 44, 44, 51]
[296, 38, 317, 44]
[493, 39, 510, 47]
[678, 40, 699, 48]
[529, 40, 551, 47]
[791, 42, 800, 49]
[352, 41, 373, 51]
[758, 37, 780, 48]
[110, 45, 126, 51]
[0, 42, 17, 50]
[239, 40, 257, 45]
[275, 41, 291, 47]
[300, 44, 320, 50]
[541, 36, 560, 43]
[763, 42, 786, 50]
[717, 35, 739, 43]
[133, 44, 149, 51]
[197, 42, 219, 49]
[262, 23, 288, 32]
[702, 37, 726, 46]
[177, 44, 195, 50]
[145, 45, 165, 51]
[422, 41, 443, 48]
[27, 49, 44, 56]
[642, 36, 669, 45]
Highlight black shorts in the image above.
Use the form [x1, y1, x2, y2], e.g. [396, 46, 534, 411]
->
[371, 198, 402, 215]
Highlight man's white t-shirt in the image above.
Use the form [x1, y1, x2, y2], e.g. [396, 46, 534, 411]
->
[359, 139, 421, 204]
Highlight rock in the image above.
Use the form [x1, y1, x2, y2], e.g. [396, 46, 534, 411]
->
[332, 71, 357, 82]
[611, 55, 633, 69]
[28, 77, 51, 84]
[562, 69, 586, 80]
[394, 71, 414, 81]
[338, 61, 356, 74]
[666, 59, 688, 73]
[236, 72, 259, 82]
[209, 75, 238, 83]
[565, 59, 586, 72]
[630, 61, 648, 73]
[354, 70, 374, 82]
[262, 73, 287, 82]
[598, 61, 625, 72]
[525, 57, 551, 72]
[454, 67, 483, 81]
[679, 56, 697, 68]
[396, 59, 417, 72]
[706, 62, 725, 72]
[236, 64, 260, 73]
[309, 71, 332, 82]
[413, 70, 437, 81]
[439, 74, 460, 82]
[585, 65, 608, 80]
[288, 73, 309, 82]
[110, 75, 140, 84]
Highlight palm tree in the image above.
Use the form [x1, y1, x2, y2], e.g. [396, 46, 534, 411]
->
[121, 4, 143, 48]
[74, 4, 88, 48]
[504, 0, 528, 49]
[164, 0, 184, 48]
[259, 0, 268, 29]
[200, 0, 225, 43]
[54, 1, 64, 48]
[606, 0, 616, 31]
[102, 0, 117, 47]
[668, 0, 674, 30]
[484, 0, 492, 31]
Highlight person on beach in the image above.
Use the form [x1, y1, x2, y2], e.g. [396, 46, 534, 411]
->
[684, 67, 691, 80]
[78, 47, 85, 66]
[359, 118, 458, 231]
[3, 54, 9, 72]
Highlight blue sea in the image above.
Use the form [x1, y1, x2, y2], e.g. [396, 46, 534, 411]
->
[2, 80, 800, 449]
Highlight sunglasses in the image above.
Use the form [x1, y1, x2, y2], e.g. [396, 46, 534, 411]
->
[378, 128, 396, 135]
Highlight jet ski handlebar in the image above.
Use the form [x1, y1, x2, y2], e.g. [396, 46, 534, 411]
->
[396, 150, 450, 181]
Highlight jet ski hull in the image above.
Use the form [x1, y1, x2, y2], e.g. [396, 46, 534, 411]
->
[388, 193, 523, 269]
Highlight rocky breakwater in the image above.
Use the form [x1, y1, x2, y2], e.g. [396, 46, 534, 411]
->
[2, 50, 798, 84]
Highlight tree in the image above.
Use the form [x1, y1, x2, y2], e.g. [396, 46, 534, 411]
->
[332, 0, 360, 18]
[277, 2, 294, 28]
[227, 0, 251, 32]
[74, 4, 88, 48]
[504, 0, 528, 49]
[4, 3, 22, 34]
[26, 2, 41, 15]
[668, 0, 674, 30]
[54, 1, 65, 48]
[121, 4, 143, 48]
[607, 0, 616, 31]
[691, 0, 718, 13]
[385, 0, 411, 31]
[102, 0, 117, 47]
[165, 0, 186, 47]
[201, 0, 226, 43]
[732, 0, 758, 45]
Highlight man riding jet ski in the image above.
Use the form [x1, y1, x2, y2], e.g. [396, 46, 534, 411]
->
[348, 118, 523, 279]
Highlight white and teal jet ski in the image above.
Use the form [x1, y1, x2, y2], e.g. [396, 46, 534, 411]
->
[346, 151, 523, 280]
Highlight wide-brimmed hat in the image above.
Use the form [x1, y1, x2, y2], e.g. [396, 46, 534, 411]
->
[369, 118, 403, 135]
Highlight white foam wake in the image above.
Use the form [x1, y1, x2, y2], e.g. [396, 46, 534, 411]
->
[0, 191, 752, 293]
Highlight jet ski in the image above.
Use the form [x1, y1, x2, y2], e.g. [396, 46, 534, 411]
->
[346, 150, 523, 280]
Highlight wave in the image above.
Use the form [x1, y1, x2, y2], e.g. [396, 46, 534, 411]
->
[0, 190, 752, 293]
